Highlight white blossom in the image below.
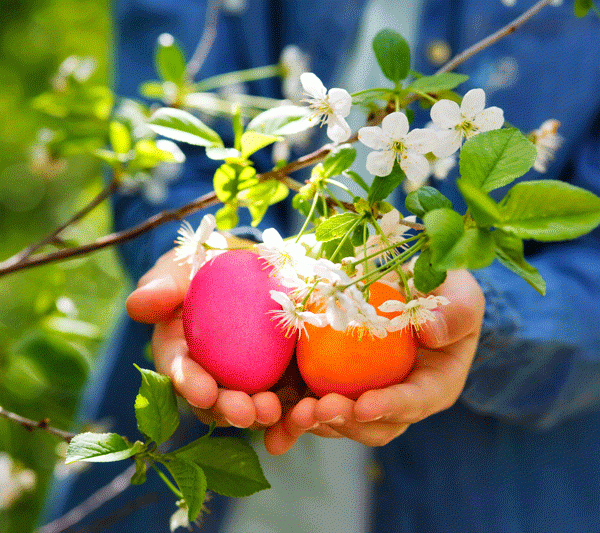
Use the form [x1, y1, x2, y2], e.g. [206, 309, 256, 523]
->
[347, 300, 390, 339]
[358, 112, 439, 185]
[269, 290, 325, 337]
[530, 119, 563, 173]
[0, 453, 36, 510]
[300, 72, 352, 143]
[366, 209, 417, 261]
[256, 228, 316, 281]
[430, 88, 504, 157]
[173, 214, 228, 279]
[280, 45, 311, 102]
[379, 295, 450, 332]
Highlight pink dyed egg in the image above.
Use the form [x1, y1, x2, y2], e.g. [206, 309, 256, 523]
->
[182, 249, 296, 394]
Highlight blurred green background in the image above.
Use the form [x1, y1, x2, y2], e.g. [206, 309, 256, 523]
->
[0, 1, 127, 531]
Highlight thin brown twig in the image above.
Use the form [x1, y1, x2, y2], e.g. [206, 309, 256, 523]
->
[0, 405, 76, 443]
[185, 0, 223, 82]
[0, 178, 119, 271]
[0, 1, 552, 278]
[435, 0, 555, 74]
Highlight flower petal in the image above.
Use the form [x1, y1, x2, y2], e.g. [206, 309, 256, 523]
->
[328, 88, 352, 117]
[473, 106, 505, 132]
[432, 129, 462, 157]
[460, 88, 486, 119]
[326, 114, 351, 143]
[358, 126, 388, 150]
[366, 150, 396, 176]
[381, 112, 409, 138]
[400, 152, 431, 185]
[430, 99, 461, 129]
[196, 214, 217, 242]
[406, 128, 439, 154]
[300, 72, 327, 99]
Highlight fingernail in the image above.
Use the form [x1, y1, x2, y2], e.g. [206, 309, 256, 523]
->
[359, 415, 383, 422]
[136, 276, 172, 292]
[225, 417, 246, 429]
[255, 415, 273, 426]
[308, 422, 320, 431]
[428, 310, 449, 345]
[322, 415, 345, 425]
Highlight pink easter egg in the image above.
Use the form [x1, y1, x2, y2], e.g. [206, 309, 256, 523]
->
[182, 249, 297, 394]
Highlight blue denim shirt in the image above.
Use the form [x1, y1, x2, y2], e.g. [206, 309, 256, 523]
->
[43, 1, 600, 532]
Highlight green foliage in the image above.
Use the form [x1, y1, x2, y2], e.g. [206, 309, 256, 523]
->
[372, 29, 411, 84]
[246, 105, 311, 136]
[497, 180, 600, 241]
[322, 145, 357, 179]
[134, 365, 180, 446]
[407, 73, 469, 95]
[405, 186, 453, 218]
[412, 248, 447, 294]
[459, 128, 537, 192]
[147, 107, 223, 147]
[64, 367, 270, 525]
[155, 34, 187, 85]
[368, 163, 405, 202]
[315, 213, 362, 242]
[574, 0, 594, 17]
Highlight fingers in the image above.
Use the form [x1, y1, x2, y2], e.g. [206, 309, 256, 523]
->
[126, 249, 192, 324]
[418, 269, 485, 349]
[152, 314, 219, 410]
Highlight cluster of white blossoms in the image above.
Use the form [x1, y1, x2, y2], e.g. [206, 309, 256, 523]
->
[256, 225, 449, 339]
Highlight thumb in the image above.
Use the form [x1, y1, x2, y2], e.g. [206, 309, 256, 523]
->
[417, 269, 485, 349]
[126, 249, 192, 324]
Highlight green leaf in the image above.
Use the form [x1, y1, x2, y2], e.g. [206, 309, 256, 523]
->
[368, 163, 405, 203]
[65, 433, 144, 464]
[238, 179, 289, 227]
[351, 88, 395, 106]
[436, 227, 496, 270]
[155, 34, 187, 85]
[498, 180, 600, 241]
[459, 128, 537, 192]
[423, 208, 464, 268]
[493, 230, 546, 295]
[213, 163, 257, 203]
[246, 105, 311, 136]
[131, 456, 148, 485]
[372, 29, 411, 83]
[408, 73, 469, 94]
[215, 203, 239, 230]
[315, 212, 361, 242]
[574, 0, 593, 17]
[134, 365, 180, 445]
[130, 139, 182, 169]
[405, 186, 453, 218]
[322, 144, 356, 179]
[456, 179, 501, 227]
[343, 170, 370, 193]
[240, 131, 281, 159]
[164, 458, 207, 522]
[175, 436, 270, 497]
[109, 121, 131, 155]
[147, 108, 222, 147]
[413, 248, 447, 293]
[140, 81, 166, 99]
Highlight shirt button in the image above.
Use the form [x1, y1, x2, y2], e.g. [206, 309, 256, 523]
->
[426, 40, 452, 66]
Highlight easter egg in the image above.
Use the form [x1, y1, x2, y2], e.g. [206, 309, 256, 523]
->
[182, 249, 296, 394]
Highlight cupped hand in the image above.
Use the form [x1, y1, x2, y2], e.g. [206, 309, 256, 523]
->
[263, 269, 485, 455]
[126, 247, 289, 430]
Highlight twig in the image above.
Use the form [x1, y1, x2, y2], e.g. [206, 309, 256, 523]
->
[436, 0, 555, 74]
[185, 0, 223, 82]
[0, 178, 119, 271]
[0, 2, 552, 277]
[0, 405, 76, 442]
[36, 463, 137, 533]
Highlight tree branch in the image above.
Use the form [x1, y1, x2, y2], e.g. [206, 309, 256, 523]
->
[0, 405, 76, 443]
[436, 0, 555, 74]
[0, 1, 553, 278]
[185, 0, 222, 82]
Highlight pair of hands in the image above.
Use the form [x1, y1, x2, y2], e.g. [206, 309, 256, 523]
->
[126, 247, 485, 456]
